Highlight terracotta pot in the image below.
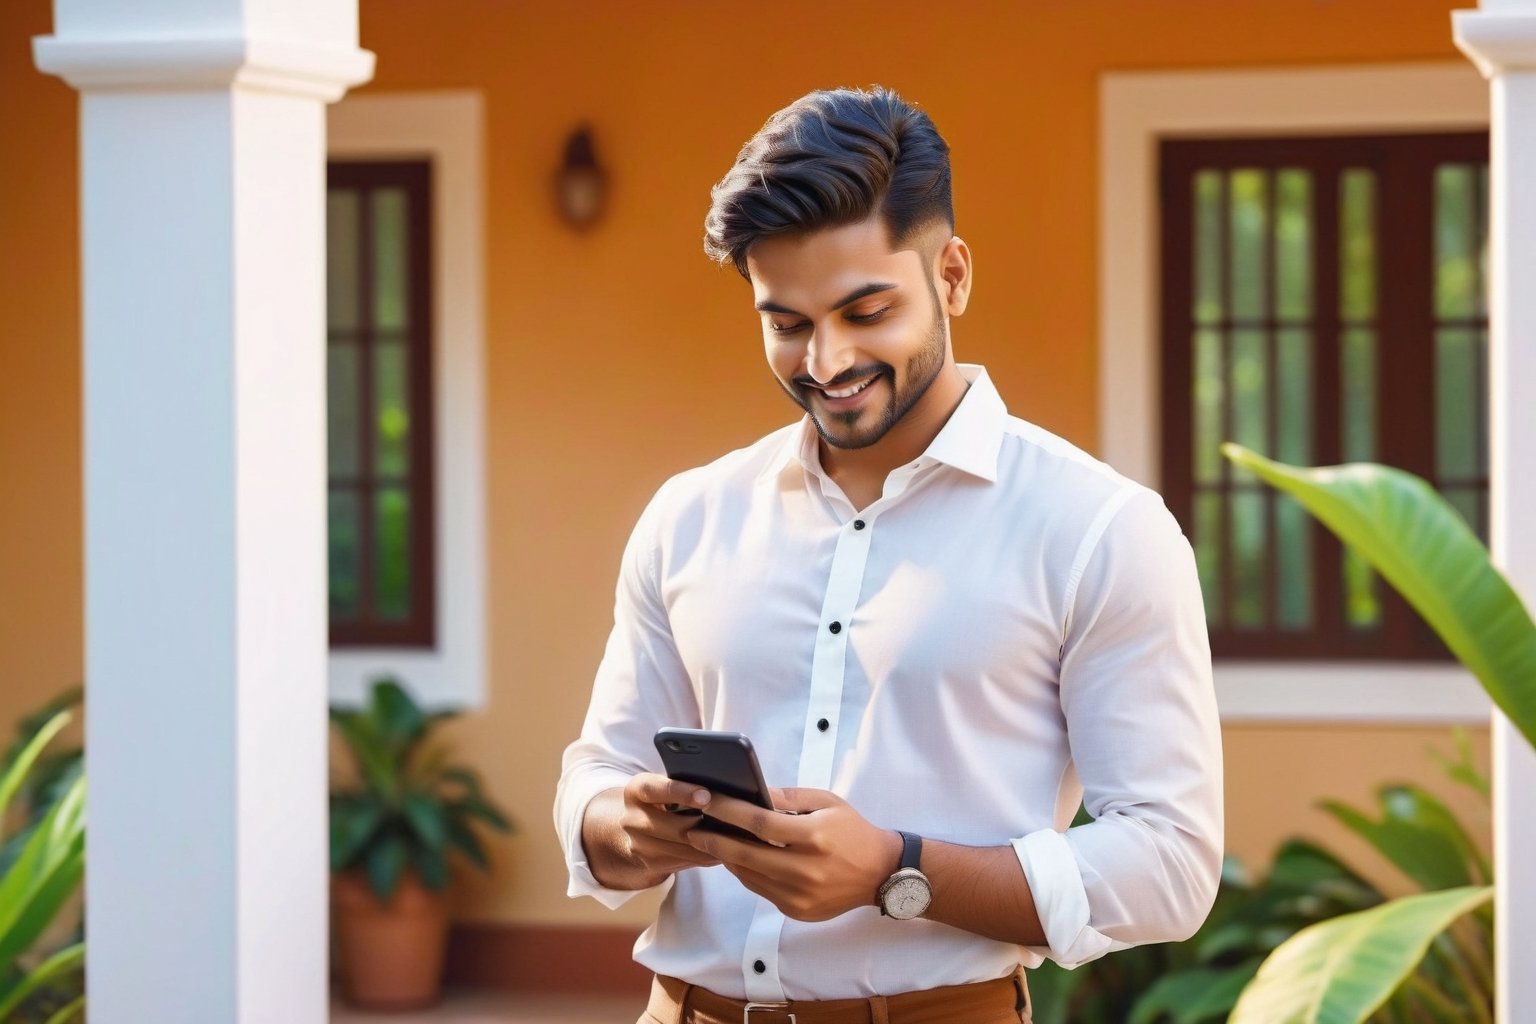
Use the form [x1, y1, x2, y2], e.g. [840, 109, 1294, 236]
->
[332, 869, 450, 1011]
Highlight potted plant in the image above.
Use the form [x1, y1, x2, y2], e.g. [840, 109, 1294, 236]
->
[329, 677, 513, 1010]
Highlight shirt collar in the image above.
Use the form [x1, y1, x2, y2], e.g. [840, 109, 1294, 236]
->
[922, 364, 1006, 483]
[757, 364, 1007, 485]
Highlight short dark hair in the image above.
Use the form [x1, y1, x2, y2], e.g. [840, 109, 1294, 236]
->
[703, 86, 953, 279]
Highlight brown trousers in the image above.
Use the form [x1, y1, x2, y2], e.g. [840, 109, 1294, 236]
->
[639, 967, 1032, 1024]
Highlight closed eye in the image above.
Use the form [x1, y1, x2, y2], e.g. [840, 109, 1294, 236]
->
[766, 306, 889, 334]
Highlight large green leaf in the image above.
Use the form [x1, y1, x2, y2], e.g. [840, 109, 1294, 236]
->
[1320, 801, 1465, 893]
[1320, 785, 1486, 891]
[1221, 445, 1536, 751]
[1129, 960, 1262, 1024]
[1228, 885, 1493, 1024]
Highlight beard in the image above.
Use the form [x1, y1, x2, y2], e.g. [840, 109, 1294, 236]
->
[786, 301, 948, 451]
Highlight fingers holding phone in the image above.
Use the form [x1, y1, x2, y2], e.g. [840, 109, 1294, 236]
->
[613, 772, 724, 874]
[654, 728, 781, 845]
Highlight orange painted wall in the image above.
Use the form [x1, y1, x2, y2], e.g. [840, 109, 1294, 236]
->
[0, 0, 1490, 933]
[0, 0, 82, 748]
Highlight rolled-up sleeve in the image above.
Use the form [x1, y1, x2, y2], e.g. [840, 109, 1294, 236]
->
[1012, 488, 1224, 968]
[553, 482, 702, 908]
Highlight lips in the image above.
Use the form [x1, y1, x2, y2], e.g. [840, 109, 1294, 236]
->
[823, 376, 876, 399]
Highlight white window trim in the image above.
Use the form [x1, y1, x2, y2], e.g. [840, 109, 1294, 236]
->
[326, 91, 486, 710]
[1099, 63, 1492, 724]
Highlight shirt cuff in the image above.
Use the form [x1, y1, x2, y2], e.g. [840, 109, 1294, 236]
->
[557, 766, 661, 910]
[1011, 828, 1129, 969]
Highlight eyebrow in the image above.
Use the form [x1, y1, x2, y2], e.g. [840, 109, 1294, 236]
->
[754, 282, 899, 317]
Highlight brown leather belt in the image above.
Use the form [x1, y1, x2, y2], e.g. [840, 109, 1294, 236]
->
[645, 967, 1030, 1024]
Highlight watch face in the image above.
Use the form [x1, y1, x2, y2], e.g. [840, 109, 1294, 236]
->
[883, 874, 932, 920]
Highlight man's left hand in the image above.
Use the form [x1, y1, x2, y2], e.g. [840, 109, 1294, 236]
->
[686, 788, 903, 922]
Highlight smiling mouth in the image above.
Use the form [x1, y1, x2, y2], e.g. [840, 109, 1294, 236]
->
[817, 375, 878, 400]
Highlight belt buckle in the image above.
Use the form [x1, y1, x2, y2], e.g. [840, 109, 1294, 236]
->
[743, 1002, 795, 1023]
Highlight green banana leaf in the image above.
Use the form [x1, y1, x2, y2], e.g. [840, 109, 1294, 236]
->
[1221, 445, 1536, 751]
[1319, 786, 1481, 892]
[1229, 886, 1493, 1024]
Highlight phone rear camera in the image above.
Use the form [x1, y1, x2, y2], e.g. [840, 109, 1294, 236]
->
[665, 739, 683, 752]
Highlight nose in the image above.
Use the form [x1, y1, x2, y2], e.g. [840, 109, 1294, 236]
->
[805, 322, 856, 386]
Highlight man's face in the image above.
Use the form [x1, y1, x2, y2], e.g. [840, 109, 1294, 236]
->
[746, 216, 954, 451]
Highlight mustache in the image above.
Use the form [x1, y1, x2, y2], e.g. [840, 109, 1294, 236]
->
[792, 364, 891, 390]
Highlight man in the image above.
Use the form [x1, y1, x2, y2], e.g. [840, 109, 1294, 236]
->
[555, 86, 1222, 1024]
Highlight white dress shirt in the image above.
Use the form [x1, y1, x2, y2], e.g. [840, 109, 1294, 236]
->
[555, 365, 1223, 1001]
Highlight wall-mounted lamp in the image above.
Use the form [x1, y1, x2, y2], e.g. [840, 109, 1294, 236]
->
[555, 125, 608, 231]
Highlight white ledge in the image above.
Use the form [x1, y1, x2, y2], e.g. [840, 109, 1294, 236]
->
[1216, 661, 1493, 724]
[1454, 12, 1536, 78]
[33, 35, 375, 101]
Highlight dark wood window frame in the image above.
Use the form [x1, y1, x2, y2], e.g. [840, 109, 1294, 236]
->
[327, 160, 437, 648]
[1160, 132, 1488, 660]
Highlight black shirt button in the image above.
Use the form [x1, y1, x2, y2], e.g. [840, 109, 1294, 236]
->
[829, 621, 842, 634]
[854, 519, 866, 530]
[817, 718, 829, 732]
[754, 960, 766, 974]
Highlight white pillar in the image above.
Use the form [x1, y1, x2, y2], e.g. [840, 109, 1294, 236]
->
[1453, 6, 1536, 1024]
[32, 4, 371, 1021]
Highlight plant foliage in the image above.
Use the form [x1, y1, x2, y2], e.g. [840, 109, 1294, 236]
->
[0, 689, 86, 1024]
[1221, 445, 1528, 1023]
[330, 677, 515, 904]
[1026, 811, 1384, 1024]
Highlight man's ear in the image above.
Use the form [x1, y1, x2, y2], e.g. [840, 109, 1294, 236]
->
[936, 235, 972, 316]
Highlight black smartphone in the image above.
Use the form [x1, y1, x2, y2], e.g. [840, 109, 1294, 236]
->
[654, 727, 775, 843]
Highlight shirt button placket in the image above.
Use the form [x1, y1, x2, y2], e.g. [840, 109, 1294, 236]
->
[798, 514, 873, 786]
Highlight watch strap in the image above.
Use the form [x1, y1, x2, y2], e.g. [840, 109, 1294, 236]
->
[897, 830, 922, 871]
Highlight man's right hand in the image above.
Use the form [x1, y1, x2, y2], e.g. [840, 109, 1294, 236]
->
[580, 773, 723, 891]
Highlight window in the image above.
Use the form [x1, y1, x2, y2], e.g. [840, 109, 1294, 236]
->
[1100, 65, 1492, 721]
[327, 160, 436, 648]
[1160, 133, 1488, 661]
[326, 91, 486, 710]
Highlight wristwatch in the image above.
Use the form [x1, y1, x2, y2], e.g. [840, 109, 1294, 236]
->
[877, 830, 932, 920]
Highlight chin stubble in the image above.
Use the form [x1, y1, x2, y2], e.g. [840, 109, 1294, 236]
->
[802, 310, 947, 451]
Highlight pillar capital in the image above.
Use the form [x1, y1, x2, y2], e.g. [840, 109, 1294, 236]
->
[1454, 10, 1536, 78]
[33, 34, 373, 101]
